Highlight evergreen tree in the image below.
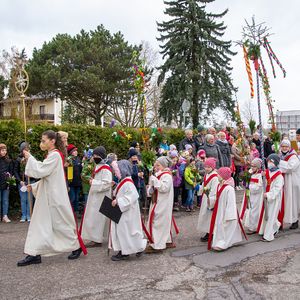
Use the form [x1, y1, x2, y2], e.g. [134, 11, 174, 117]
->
[157, 0, 237, 127]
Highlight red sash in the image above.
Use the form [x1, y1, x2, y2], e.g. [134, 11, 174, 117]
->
[240, 176, 260, 219]
[256, 170, 282, 233]
[148, 171, 179, 244]
[203, 173, 218, 188]
[54, 150, 87, 255]
[79, 164, 112, 235]
[208, 184, 227, 250]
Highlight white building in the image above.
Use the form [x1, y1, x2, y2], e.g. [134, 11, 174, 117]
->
[276, 110, 300, 133]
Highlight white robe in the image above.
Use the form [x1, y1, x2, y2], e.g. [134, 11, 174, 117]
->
[279, 152, 300, 224]
[259, 170, 284, 241]
[242, 173, 264, 232]
[197, 171, 219, 233]
[111, 178, 147, 255]
[212, 185, 243, 250]
[24, 150, 79, 256]
[81, 164, 112, 243]
[148, 171, 174, 250]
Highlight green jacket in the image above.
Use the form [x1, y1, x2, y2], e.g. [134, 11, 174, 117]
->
[81, 159, 95, 194]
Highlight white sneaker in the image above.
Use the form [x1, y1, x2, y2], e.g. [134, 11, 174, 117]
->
[3, 215, 11, 223]
[20, 219, 26, 223]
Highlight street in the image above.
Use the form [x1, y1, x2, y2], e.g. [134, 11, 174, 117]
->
[1, 192, 300, 300]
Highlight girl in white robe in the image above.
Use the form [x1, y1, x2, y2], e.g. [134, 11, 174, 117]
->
[80, 146, 112, 246]
[279, 140, 300, 229]
[240, 158, 264, 233]
[208, 167, 244, 251]
[146, 156, 175, 253]
[258, 154, 284, 241]
[18, 130, 85, 267]
[197, 157, 219, 242]
[110, 160, 147, 261]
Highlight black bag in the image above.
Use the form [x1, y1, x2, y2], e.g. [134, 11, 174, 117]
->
[99, 196, 122, 224]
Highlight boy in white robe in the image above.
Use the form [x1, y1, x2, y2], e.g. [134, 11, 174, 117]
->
[80, 146, 112, 246]
[240, 158, 264, 234]
[110, 160, 147, 261]
[17, 130, 86, 267]
[197, 157, 219, 242]
[278, 140, 300, 229]
[146, 156, 176, 253]
[208, 167, 245, 251]
[258, 154, 284, 241]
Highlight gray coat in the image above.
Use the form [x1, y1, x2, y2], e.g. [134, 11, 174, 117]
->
[202, 143, 223, 169]
[216, 140, 232, 167]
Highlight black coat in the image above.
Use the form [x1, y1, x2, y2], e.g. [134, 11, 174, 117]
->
[69, 157, 82, 187]
[216, 140, 232, 167]
[0, 156, 13, 190]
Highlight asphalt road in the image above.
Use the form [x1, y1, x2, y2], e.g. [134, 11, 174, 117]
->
[1, 191, 300, 299]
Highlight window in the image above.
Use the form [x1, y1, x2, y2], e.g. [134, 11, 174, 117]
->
[39, 105, 45, 115]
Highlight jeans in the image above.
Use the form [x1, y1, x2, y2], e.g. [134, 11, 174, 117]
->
[69, 186, 81, 212]
[173, 187, 180, 206]
[186, 189, 194, 208]
[83, 193, 88, 205]
[0, 189, 10, 216]
[18, 184, 31, 220]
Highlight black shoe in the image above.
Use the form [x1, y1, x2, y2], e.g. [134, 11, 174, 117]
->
[17, 255, 41, 267]
[200, 233, 209, 242]
[290, 221, 299, 230]
[136, 251, 143, 258]
[68, 248, 82, 260]
[111, 251, 129, 261]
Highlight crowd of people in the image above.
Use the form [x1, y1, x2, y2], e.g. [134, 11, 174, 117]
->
[1, 125, 300, 266]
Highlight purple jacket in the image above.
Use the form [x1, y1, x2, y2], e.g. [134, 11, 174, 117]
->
[170, 164, 182, 187]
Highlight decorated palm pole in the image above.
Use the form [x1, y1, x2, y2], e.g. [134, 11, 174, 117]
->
[14, 59, 33, 217]
[239, 17, 286, 221]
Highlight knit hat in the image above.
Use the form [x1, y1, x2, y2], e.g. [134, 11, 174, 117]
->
[296, 128, 300, 135]
[197, 149, 206, 158]
[67, 144, 77, 155]
[267, 154, 281, 166]
[280, 139, 291, 147]
[251, 158, 262, 169]
[185, 144, 193, 151]
[0, 143, 7, 151]
[197, 124, 205, 132]
[127, 148, 138, 159]
[19, 141, 30, 152]
[157, 156, 172, 168]
[218, 167, 232, 180]
[169, 150, 178, 158]
[93, 146, 106, 159]
[204, 157, 216, 169]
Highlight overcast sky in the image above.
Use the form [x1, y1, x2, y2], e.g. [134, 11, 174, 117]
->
[1, 0, 299, 125]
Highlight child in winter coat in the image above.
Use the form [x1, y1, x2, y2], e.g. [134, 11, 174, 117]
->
[170, 154, 182, 211]
[67, 144, 82, 213]
[184, 158, 199, 212]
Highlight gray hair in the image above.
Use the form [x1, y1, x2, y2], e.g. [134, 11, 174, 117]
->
[206, 134, 214, 142]
[117, 160, 133, 179]
[156, 156, 172, 168]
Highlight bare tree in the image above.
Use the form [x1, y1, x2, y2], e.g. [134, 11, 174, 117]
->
[240, 98, 257, 124]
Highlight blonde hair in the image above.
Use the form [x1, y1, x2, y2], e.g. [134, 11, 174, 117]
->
[58, 131, 68, 138]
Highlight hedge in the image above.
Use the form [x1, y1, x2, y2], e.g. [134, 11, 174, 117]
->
[0, 120, 186, 160]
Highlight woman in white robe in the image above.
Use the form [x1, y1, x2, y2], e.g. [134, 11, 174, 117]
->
[17, 130, 84, 267]
[209, 167, 244, 251]
[241, 158, 264, 233]
[197, 158, 219, 241]
[146, 156, 175, 253]
[279, 140, 300, 229]
[80, 146, 112, 246]
[258, 154, 284, 241]
[110, 160, 147, 261]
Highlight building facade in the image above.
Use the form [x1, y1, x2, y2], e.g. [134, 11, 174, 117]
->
[276, 110, 300, 133]
[0, 96, 62, 125]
